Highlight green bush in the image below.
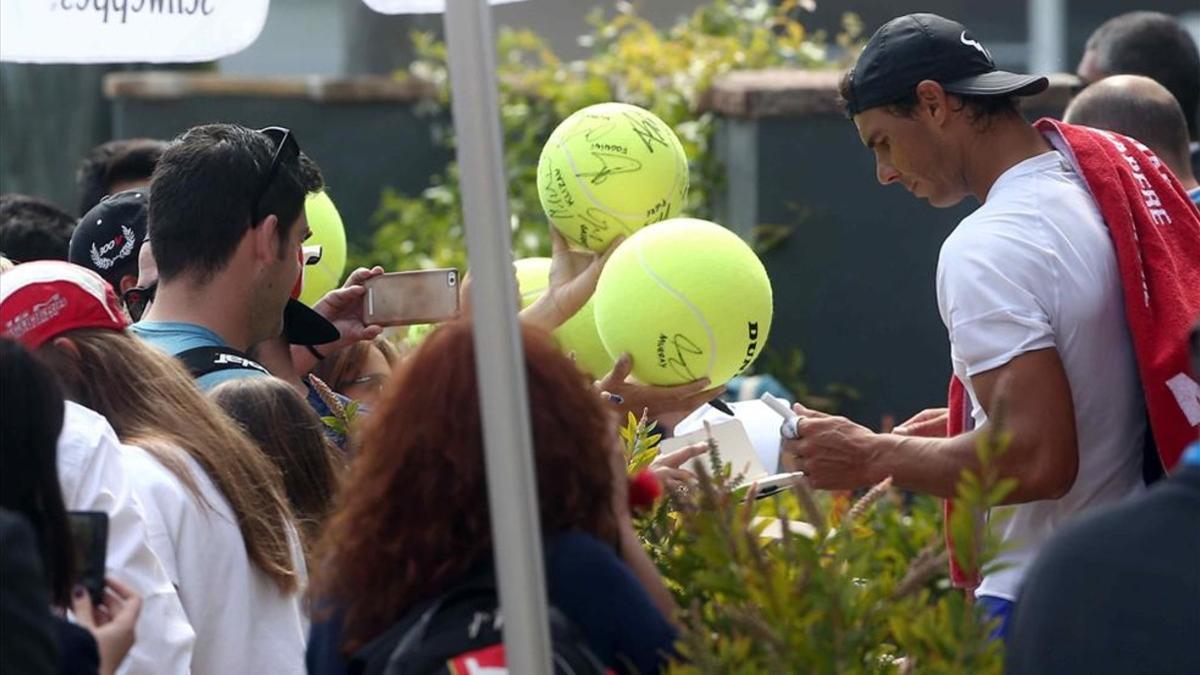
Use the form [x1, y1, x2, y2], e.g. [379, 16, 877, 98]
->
[353, 0, 861, 273]
[621, 411, 1013, 673]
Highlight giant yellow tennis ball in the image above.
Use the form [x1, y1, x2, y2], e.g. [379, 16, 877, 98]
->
[513, 257, 614, 379]
[537, 102, 689, 252]
[513, 257, 553, 308]
[299, 190, 347, 306]
[593, 218, 772, 387]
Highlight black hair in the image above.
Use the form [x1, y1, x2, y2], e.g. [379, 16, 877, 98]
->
[0, 194, 76, 263]
[75, 138, 168, 216]
[0, 338, 74, 607]
[837, 69, 855, 118]
[837, 71, 1019, 129]
[148, 124, 323, 284]
[883, 91, 1019, 131]
[1085, 11, 1200, 138]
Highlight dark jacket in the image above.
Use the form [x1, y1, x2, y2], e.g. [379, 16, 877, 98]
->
[0, 509, 99, 675]
[1007, 464, 1200, 675]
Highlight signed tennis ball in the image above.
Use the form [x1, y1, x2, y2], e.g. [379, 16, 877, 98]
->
[513, 257, 614, 379]
[537, 102, 689, 252]
[593, 218, 772, 387]
[299, 191, 347, 306]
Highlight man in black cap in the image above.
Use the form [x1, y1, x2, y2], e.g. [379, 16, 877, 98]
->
[781, 14, 1149, 637]
[69, 189, 150, 299]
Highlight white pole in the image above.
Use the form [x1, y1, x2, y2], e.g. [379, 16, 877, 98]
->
[442, 1, 553, 673]
[1028, 0, 1067, 74]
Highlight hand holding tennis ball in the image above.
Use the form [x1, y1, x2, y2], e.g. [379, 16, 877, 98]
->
[513, 230, 620, 378]
[595, 352, 722, 426]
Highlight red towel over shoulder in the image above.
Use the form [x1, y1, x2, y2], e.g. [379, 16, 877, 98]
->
[944, 119, 1200, 588]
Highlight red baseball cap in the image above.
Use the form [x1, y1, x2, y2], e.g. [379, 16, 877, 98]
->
[1, 260, 129, 348]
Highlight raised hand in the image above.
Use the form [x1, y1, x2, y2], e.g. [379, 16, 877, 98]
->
[782, 402, 880, 491]
[521, 230, 622, 331]
[596, 353, 723, 426]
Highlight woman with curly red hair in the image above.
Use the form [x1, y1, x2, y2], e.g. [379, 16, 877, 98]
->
[307, 319, 677, 674]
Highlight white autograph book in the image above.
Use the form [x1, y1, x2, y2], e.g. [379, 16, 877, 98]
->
[662, 417, 803, 498]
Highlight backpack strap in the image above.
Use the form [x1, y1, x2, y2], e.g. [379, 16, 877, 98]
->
[350, 568, 497, 672]
[350, 565, 607, 675]
[175, 345, 270, 379]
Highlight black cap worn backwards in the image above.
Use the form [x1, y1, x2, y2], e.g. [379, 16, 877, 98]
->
[69, 189, 149, 289]
[844, 13, 1049, 116]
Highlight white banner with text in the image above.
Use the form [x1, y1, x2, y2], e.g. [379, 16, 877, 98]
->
[363, 0, 524, 15]
[1, 0, 269, 64]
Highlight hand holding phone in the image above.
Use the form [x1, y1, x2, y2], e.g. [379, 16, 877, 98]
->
[71, 577, 141, 675]
[362, 269, 460, 327]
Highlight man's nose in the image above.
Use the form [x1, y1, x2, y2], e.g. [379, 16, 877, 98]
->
[876, 159, 901, 186]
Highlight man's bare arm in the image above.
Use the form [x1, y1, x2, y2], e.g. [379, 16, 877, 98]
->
[786, 348, 1079, 501]
[867, 347, 1079, 502]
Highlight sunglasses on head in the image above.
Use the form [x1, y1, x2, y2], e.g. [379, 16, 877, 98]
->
[122, 281, 157, 322]
[253, 126, 301, 223]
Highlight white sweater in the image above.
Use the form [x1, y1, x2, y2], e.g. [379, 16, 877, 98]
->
[119, 443, 309, 675]
[57, 402, 195, 675]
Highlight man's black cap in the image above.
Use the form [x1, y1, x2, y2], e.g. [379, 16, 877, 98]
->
[69, 189, 148, 288]
[844, 13, 1049, 116]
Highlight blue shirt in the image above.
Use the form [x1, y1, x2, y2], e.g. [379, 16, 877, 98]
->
[306, 530, 677, 675]
[1187, 186, 1200, 208]
[131, 321, 267, 390]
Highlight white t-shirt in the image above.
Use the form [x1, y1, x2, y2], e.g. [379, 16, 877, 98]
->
[119, 443, 309, 675]
[936, 150, 1146, 601]
[57, 402, 195, 675]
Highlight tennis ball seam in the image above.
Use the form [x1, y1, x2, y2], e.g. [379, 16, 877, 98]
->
[634, 238, 717, 381]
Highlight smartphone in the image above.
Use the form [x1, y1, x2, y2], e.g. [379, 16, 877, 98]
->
[67, 511, 108, 607]
[363, 269, 460, 327]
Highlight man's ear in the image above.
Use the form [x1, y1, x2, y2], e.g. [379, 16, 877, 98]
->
[915, 79, 948, 123]
[251, 214, 280, 265]
[50, 336, 81, 361]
